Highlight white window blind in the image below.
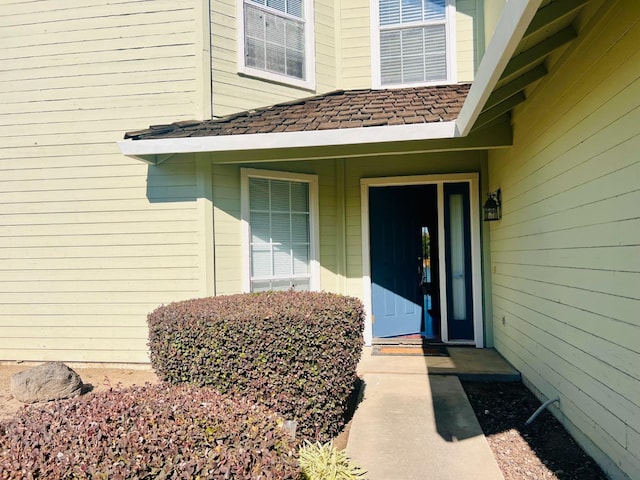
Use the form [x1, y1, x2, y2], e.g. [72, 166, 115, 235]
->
[249, 177, 311, 292]
[378, 0, 449, 85]
[244, 0, 305, 80]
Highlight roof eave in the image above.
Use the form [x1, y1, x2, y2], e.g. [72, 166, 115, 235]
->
[118, 121, 458, 164]
[455, 0, 544, 136]
[119, 0, 543, 164]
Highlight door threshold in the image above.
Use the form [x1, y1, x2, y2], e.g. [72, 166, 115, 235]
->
[445, 340, 476, 346]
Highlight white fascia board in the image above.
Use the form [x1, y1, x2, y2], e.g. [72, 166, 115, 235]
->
[118, 121, 458, 159]
[455, 0, 543, 136]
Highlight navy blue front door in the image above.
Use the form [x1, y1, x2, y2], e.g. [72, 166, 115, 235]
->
[369, 185, 438, 338]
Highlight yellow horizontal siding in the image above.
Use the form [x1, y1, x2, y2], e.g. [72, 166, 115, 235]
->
[1, 57, 196, 84]
[2, 326, 149, 338]
[491, 245, 640, 273]
[0, 1, 203, 364]
[0, 291, 196, 305]
[5, 268, 198, 282]
[0, 256, 197, 273]
[0, 232, 197, 249]
[0, 81, 196, 113]
[339, 0, 371, 89]
[0, 283, 198, 297]
[492, 301, 640, 410]
[0, 106, 195, 128]
[315, 0, 337, 90]
[456, 0, 481, 82]
[1, 33, 195, 62]
[488, 1, 640, 477]
[0, 303, 165, 316]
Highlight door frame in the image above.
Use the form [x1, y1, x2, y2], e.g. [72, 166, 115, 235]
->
[360, 173, 484, 347]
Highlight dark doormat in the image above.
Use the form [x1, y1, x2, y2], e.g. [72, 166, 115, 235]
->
[372, 344, 449, 357]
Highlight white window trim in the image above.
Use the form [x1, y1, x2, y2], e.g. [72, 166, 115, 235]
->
[241, 168, 320, 293]
[360, 173, 483, 348]
[370, 0, 457, 89]
[237, 0, 316, 90]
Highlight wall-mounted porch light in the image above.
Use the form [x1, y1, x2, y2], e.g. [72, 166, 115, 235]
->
[483, 189, 501, 221]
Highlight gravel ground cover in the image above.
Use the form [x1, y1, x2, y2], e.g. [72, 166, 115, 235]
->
[462, 381, 607, 480]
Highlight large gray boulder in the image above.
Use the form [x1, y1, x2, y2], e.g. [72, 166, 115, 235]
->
[10, 362, 83, 404]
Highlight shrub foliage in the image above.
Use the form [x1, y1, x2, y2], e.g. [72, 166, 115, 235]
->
[0, 384, 299, 479]
[148, 291, 365, 441]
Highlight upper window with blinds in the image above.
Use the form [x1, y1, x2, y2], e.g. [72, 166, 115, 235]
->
[374, 0, 455, 87]
[239, 0, 316, 90]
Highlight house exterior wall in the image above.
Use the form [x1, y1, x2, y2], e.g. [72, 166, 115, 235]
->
[0, 1, 208, 363]
[487, 1, 640, 478]
[211, 0, 483, 116]
[210, 150, 486, 301]
[0, 0, 488, 364]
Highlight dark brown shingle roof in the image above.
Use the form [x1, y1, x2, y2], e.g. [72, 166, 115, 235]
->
[124, 84, 471, 140]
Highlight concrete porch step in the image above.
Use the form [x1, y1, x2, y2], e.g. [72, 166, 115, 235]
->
[358, 346, 521, 382]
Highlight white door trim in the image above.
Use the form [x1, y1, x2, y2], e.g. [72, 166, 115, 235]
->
[360, 173, 484, 347]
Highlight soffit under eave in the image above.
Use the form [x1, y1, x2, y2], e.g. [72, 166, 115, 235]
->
[470, 0, 590, 132]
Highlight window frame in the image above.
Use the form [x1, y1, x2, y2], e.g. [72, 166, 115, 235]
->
[370, 0, 457, 89]
[241, 168, 320, 293]
[237, 0, 316, 90]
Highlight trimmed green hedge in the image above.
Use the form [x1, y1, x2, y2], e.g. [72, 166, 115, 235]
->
[0, 384, 299, 479]
[148, 291, 365, 441]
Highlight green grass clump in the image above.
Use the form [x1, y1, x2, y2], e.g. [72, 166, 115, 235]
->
[299, 441, 367, 480]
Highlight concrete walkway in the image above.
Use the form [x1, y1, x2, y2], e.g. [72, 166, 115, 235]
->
[346, 347, 517, 480]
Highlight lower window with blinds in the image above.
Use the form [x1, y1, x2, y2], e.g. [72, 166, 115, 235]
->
[247, 176, 312, 292]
